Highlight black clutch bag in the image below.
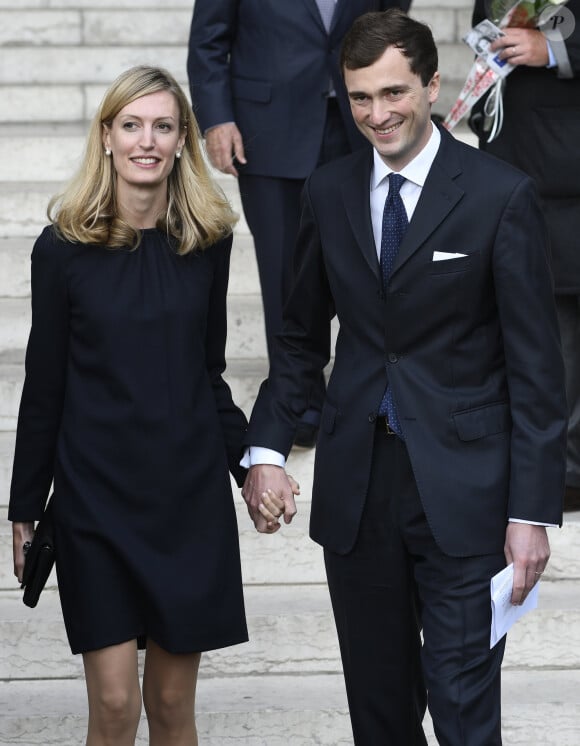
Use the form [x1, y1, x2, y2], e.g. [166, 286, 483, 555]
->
[21, 499, 55, 608]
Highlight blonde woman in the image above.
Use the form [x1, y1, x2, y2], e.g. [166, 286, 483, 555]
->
[9, 66, 249, 746]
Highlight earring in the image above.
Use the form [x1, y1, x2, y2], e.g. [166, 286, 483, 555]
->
[105, 148, 111, 156]
[175, 151, 182, 159]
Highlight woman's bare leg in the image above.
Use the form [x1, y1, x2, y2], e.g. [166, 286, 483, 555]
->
[142, 639, 201, 746]
[83, 640, 142, 746]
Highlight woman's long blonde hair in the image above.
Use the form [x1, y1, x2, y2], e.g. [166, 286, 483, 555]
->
[49, 65, 237, 253]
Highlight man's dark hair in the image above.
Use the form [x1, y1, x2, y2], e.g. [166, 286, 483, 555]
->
[340, 9, 438, 87]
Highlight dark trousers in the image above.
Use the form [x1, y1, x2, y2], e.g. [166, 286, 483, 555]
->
[238, 98, 351, 421]
[324, 425, 506, 745]
[555, 294, 580, 488]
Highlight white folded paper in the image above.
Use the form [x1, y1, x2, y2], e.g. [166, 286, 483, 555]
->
[490, 563, 539, 648]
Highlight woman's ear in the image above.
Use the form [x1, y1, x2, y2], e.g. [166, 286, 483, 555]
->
[102, 124, 111, 153]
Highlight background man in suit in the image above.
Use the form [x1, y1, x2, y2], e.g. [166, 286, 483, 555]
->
[242, 9, 567, 744]
[469, 0, 580, 512]
[187, 0, 409, 447]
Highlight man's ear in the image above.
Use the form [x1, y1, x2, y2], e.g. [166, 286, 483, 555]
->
[428, 71, 441, 105]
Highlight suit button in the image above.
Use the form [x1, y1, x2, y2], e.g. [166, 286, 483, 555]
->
[368, 412, 377, 423]
[388, 352, 398, 363]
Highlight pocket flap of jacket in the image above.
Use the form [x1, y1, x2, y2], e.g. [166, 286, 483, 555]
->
[453, 402, 511, 442]
[232, 77, 272, 103]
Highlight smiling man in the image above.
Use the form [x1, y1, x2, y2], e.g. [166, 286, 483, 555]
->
[241, 9, 567, 744]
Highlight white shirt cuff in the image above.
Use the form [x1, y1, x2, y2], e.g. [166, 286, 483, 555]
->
[546, 41, 557, 68]
[509, 517, 558, 528]
[240, 446, 286, 468]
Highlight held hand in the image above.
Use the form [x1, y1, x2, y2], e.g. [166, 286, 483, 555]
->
[259, 475, 301, 529]
[504, 523, 550, 605]
[490, 28, 549, 67]
[205, 123, 247, 177]
[12, 521, 34, 584]
[242, 465, 298, 533]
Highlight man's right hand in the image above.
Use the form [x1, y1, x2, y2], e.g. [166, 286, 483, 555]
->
[242, 465, 297, 533]
[205, 123, 247, 177]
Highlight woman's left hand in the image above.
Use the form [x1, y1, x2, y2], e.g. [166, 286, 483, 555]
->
[258, 475, 300, 530]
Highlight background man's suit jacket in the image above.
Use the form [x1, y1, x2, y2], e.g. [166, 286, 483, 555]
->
[470, 0, 580, 294]
[187, 0, 409, 179]
[246, 128, 567, 556]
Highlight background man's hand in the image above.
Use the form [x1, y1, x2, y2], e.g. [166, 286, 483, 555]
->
[205, 123, 247, 176]
[490, 28, 549, 67]
[504, 523, 550, 605]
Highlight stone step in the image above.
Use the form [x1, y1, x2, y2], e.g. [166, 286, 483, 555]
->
[2, 674, 353, 746]
[2, 670, 580, 745]
[1, 9, 193, 48]
[0, 233, 260, 298]
[1, 7, 473, 52]
[0, 580, 579, 681]
[0, 0, 194, 9]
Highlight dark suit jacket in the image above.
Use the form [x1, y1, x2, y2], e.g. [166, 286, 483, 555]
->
[470, 0, 580, 293]
[187, 0, 409, 179]
[246, 128, 567, 557]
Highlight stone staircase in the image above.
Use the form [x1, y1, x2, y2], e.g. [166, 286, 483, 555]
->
[1, 1, 580, 744]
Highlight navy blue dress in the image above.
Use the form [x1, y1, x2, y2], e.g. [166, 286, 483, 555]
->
[9, 226, 249, 654]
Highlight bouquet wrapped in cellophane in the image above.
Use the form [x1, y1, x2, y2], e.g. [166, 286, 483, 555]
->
[443, 0, 567, 137]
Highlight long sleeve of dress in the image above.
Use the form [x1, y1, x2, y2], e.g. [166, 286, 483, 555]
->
[9, 227, 70, 521]
[205, 236, 248, 487]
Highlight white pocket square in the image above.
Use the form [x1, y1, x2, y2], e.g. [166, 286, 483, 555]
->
[432, 251, 468, 262]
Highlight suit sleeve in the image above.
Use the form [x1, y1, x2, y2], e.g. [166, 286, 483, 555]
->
[555, 0, 580, 76]
[205, 236, 249, 487]
[246, 179, 334, 456]
[492, 177, 567, 524]
[187, 0, 238, 132]
[9, 229, 69, 521]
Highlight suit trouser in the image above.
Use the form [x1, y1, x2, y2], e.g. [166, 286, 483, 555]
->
[555, 294, 580, 487]
[324, 425, 506, 745]
[237, 98, 351, 422]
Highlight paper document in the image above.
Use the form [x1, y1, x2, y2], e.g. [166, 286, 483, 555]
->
[463, 19, 515, 79]
[490, 563, 539, 648]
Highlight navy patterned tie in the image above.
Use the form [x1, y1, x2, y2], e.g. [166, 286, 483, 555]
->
[378, 173, 408, 436]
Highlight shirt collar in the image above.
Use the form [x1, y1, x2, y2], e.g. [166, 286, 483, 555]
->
[370, 122, 441, 192]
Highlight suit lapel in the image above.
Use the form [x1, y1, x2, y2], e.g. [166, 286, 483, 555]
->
[302, 0, 327, 33]
[340, 148, 379, 279]
[392, 129, 464, 277]
[329, 0, 345, 34]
